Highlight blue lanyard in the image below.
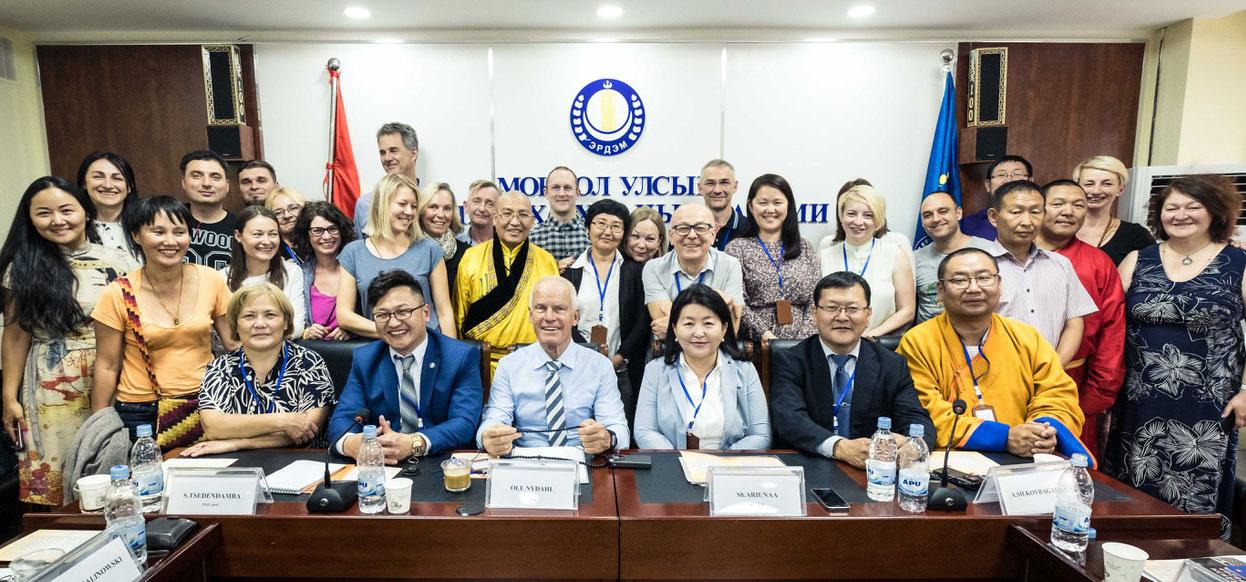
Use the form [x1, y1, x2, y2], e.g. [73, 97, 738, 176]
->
[832, 365, 857, 430]
[284, 245, 298, 262]
[676, 367, 711, 431]
[674, 270, 707, 294]
[755, 238, 785, 292]
[842, 238, 877, 276]
[958, 331, 990, 402]
[589, 254, 618, 323]
[240, 343, 290, 414]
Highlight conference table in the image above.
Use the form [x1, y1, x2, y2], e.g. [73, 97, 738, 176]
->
[24, 448, 1220, 581]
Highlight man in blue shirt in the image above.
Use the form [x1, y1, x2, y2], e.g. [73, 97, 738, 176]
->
[477, 276, 629, 455]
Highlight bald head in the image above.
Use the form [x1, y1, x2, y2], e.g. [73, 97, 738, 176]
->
[919, 192, 964, 243]
[529, 276, 577, 309]
[670, 203, 716, 264]
[529, 275, 579, 357]
[494, 191, 536, 247]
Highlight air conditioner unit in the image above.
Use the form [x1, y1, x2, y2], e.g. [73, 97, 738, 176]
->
[1124, 164, 1246, 237]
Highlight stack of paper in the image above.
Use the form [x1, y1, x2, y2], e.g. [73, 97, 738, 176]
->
[945, 451, 1000, 476]
[678, 451, 786, 485]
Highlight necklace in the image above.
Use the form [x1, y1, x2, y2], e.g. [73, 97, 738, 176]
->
[146, 265, 187, 325]
[1167, 240, 1214, 266]
[1096, 218, 1119, 248]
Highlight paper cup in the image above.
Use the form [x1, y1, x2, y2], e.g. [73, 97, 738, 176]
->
[1101, 542, 1148, 582]
[386, 477, 413, 514]
[75, 474, 112, 512]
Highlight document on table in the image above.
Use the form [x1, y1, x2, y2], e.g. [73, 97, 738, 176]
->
[266, 459, 349, 494]
[945, 451, 1000, 476]
[678, 451, 786, 485]
[0, 529, 97, 561]
[1143, 555, 1246, 582]
[160, 457, 238, 483]
[508, 446, 590, 484]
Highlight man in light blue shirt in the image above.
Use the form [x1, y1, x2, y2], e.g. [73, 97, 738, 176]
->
[478, 276, 630, 455]
[354, 122, 419, 237]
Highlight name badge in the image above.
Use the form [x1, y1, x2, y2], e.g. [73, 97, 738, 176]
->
[972, 404, 997, 422]
[163, 467, 272, 515]
[707, 465, 807, 517]
[486, 459, 580, 510]
[972, 460, 1068, 515]
[42, 534, 143, 582]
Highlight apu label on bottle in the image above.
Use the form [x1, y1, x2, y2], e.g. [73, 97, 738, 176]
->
[357, 475, 384, 497]
[865, 459, 896, 486]
[111, 519, 146, 553]
[1052, 503, 1091, 534]
[898, 468, 929, 497]
[135, 470, 163, 497]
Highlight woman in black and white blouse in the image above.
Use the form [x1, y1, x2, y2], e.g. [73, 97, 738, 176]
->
[182, 283, 334, 457]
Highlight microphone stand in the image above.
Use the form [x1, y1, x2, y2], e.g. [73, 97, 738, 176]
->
[927, 400, 969, 512]
[307, 409, 369, 513]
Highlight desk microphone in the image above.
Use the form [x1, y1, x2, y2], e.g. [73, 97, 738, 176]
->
[927, 399, 969, 512]
[307, 408, 369, 513]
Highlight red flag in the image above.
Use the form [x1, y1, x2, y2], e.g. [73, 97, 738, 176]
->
[325, 67, 361, 219]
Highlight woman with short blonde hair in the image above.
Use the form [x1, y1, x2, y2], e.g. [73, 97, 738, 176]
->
[1072, 155, 1153, 265]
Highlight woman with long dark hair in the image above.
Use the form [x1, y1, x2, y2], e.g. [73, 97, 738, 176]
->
[290, 202, 356, 340]
[633, 284, 770, 450]
[220, 205, 305, 338]
[726, 173, 820, 341]
[0, 176, 137, 505]
[76, 151, 139, 257]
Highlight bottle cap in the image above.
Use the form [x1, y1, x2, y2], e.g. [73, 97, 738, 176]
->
[363, 425, 378, 439]
[1087, 527, 1097, 540]
[877, 417, 891, 430]
[908, 424, 924, 438]
[136, 424, 153, 438]
[1071, 453, 1089, 468]
[110, 465, 130, 480]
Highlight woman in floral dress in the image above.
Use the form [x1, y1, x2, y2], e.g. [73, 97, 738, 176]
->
[1106, 177, 1246, 537]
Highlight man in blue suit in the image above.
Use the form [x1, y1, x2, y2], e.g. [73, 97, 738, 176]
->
[328, 270, 483, 463]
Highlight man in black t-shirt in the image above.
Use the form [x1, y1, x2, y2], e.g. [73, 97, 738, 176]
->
[181, 150, 236, 270]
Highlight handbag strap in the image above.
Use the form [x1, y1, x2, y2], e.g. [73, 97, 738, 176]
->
[115, 276, 163, 397]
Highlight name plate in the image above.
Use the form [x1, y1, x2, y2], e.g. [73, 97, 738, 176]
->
[163, 467, 272, 515]
[973, 460, 1067, 515]
[485, 459, 580, 510]
[36, 533, 142, 582]
[707, 465, 806, 517]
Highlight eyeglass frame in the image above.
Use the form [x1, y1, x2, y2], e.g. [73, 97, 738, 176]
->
[938, 273, 1001, 290]
[373, 303, 427, 323]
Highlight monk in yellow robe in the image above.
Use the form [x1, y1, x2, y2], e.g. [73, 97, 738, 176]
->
[455, 192, 560, 372]
[897, 247, 1092, 464]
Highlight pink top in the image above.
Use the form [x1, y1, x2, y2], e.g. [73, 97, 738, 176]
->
[309, 284, 338, 329]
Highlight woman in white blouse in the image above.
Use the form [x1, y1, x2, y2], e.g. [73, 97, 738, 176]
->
[819, 185, 915, 338]
[634, 284, 770, 450]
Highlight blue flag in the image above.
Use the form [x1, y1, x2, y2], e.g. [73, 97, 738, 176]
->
[913, 71, 961, 249]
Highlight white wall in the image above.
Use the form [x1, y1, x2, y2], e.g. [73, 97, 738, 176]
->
[254, 41, 953, 244]
[0, 26, 50, 242]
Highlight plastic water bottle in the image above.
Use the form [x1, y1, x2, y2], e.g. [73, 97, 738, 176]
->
[866, 417, 898, 502]
[129, 424, 164, 512]
[1051, 453, 1095, 552]
[104, 465, 147, 566]
[897, 424, 930, 513]
[356, 425, 386, 514]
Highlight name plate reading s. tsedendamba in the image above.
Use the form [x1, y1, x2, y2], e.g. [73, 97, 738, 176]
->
[707, 465, 807, 517]
[485, 458, 581, 510]
[35, 534, 142, 582]
[162, 467, 272, 515]
[972, 461, 1068, 515]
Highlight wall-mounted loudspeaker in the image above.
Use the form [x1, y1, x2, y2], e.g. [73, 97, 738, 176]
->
[975, 126, 1008, 161]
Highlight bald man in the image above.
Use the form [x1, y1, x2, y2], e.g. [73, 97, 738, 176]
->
[914, 192, 991, 322]
[641, 203, 744, 336]
[454, 192, 560, 371]
[477, 276, 629, 455]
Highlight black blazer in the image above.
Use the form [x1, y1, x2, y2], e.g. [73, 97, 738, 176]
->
[770, 335, 935, 454]
[563, 258, 651, 387]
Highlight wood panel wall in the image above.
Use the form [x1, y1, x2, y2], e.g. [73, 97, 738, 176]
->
[37, 44, 260, 210]
[955, 42, 1146, 213]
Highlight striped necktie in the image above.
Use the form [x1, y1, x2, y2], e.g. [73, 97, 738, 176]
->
[543, 360, 567, 446]
[395, 354, 420, 432]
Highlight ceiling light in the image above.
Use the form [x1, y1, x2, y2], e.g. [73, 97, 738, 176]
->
[846, 4, 875, 18]
[343, 6, 372, 19]
[373, 38, 403, 44]
[597, 5, 624, 19]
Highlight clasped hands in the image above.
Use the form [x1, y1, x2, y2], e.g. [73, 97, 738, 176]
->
[1006, 421, 1057, 457]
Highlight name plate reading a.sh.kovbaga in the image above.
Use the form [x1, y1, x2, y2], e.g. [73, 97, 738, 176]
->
[162, 467, 273, 515]
[973, 460, 1068, 515]
[486, 458, 581, 510]
[707, 465, 807, 517]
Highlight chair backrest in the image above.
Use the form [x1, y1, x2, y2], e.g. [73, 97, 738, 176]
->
[759, 339, 802, 400]
[294, 339, 370, 398]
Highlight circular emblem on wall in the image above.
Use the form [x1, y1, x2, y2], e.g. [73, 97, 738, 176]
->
[569, 78, 645, 157]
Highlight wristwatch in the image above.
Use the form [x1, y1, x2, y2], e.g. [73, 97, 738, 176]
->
[409, 433, 428, 459]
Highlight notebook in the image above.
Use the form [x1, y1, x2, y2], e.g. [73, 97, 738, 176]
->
[265, 460, 348, 495]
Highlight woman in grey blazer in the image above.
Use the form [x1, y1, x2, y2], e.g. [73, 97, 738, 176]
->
[634, 284, 771, 450]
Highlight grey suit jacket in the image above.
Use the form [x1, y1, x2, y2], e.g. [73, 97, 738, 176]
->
[634, 352, 771, 450]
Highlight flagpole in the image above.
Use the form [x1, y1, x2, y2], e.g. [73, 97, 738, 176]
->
[325, 57, 340, 205]
[940, 48, 954, 74]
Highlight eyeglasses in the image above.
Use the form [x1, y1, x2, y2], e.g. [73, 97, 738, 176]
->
[373, 304, 425, 323]
[495, 210, 533, 222]
[590, 220, 624, 234]
[272, 205, 303, 219]
[670, 223, 714, 237]
[990, 171, 1030, 180]
[309, 226, 340, 238]
[940, 274, 1000, 290]
[815, 305, 866, 316]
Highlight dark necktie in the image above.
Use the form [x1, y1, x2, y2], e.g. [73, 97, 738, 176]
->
[830, 354, 855, 437]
